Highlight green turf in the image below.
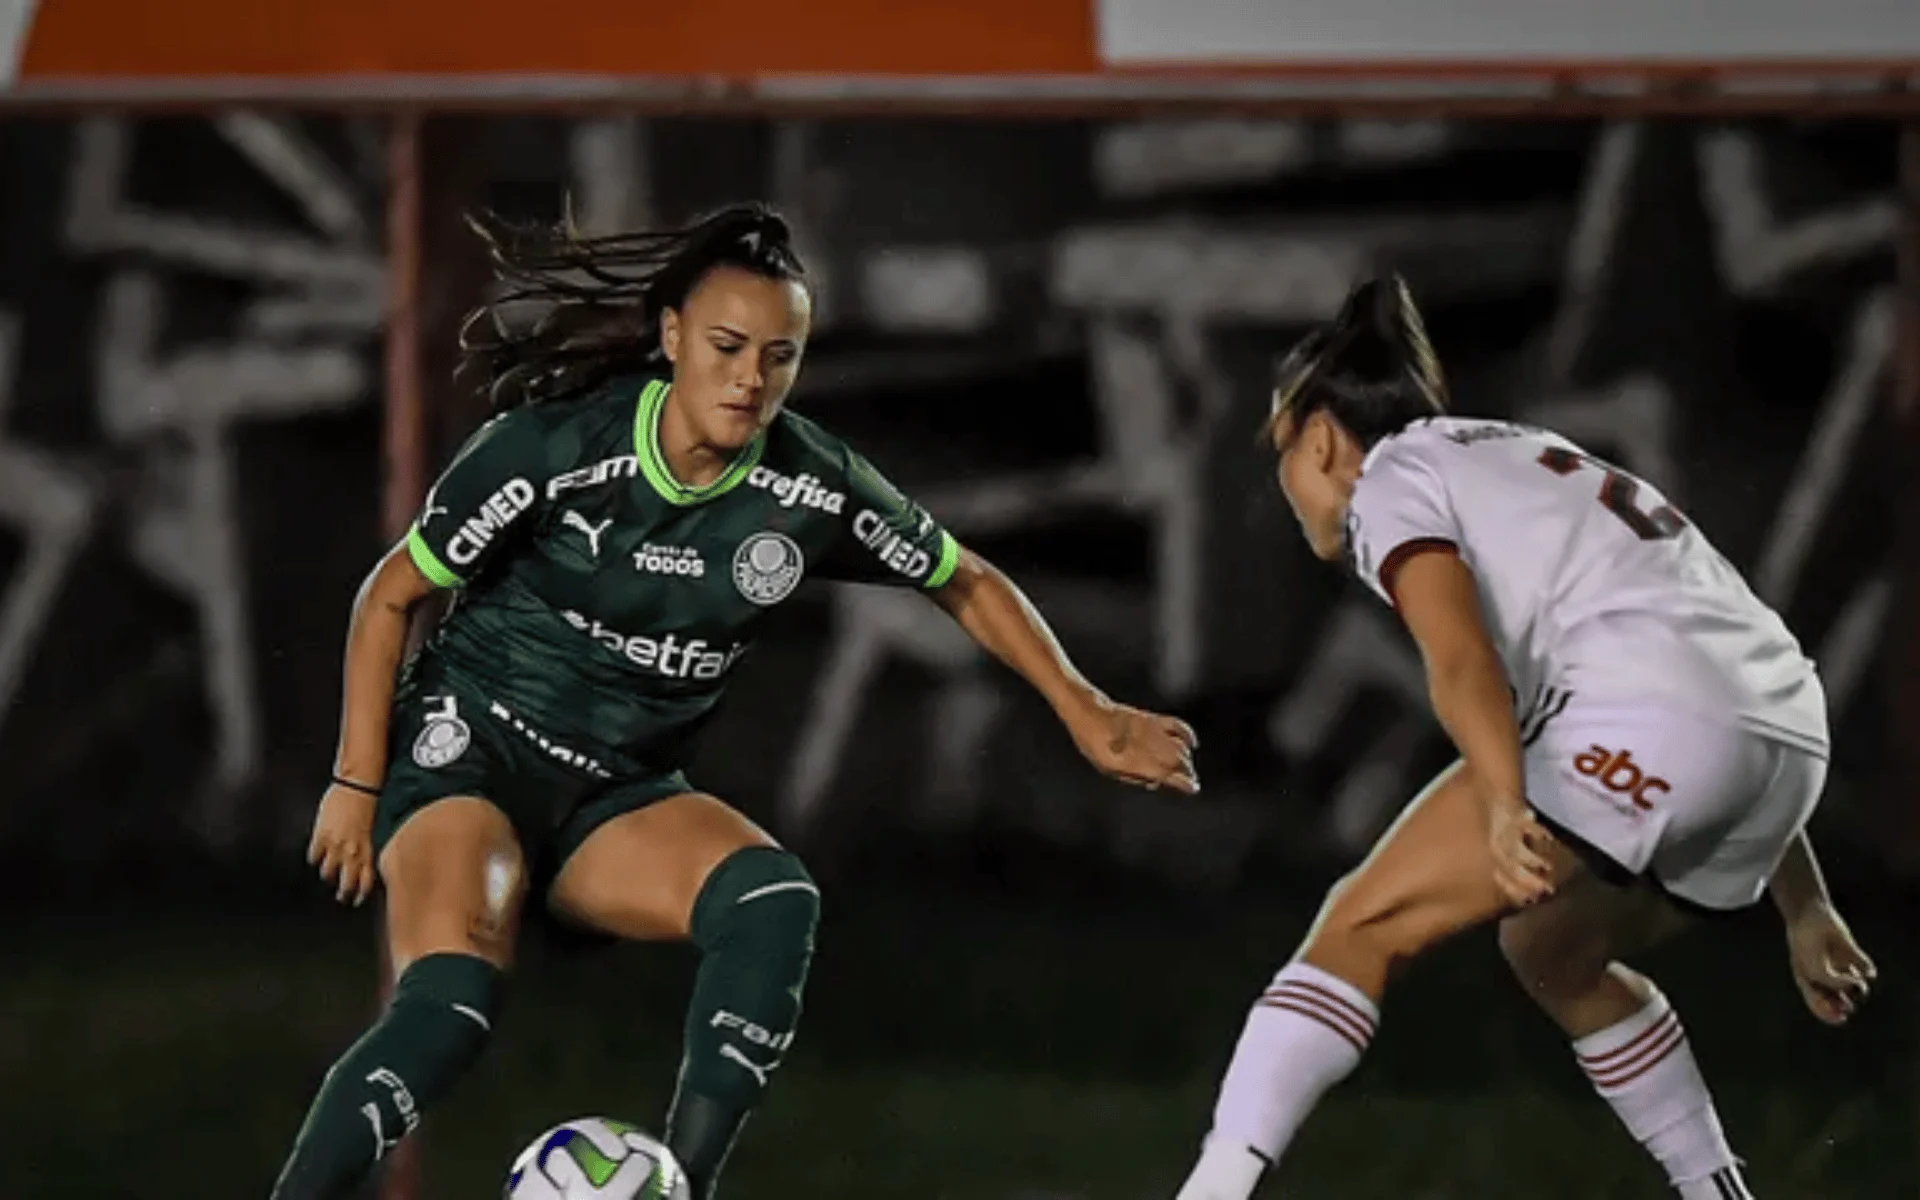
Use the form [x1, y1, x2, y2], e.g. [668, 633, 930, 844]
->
[0, 874, 1910, 1199]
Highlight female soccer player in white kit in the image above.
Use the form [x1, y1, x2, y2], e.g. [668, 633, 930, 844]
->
[1174, 276, 1877, 1199]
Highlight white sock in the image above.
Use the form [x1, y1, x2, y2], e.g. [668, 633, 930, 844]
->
[1574, 988, 1753, 1199]
[1175, 962, 1379, 1200]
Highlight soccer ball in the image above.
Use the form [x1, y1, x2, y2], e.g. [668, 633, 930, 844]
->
[505, 1117, 691, 1200]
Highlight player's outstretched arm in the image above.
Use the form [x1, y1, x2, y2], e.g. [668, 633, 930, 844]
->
[309, 542, 440, 906]
[1390, 547, 1559, 907]
[927, 545, 1198, 794]
[1769, 830, 1877, 1025]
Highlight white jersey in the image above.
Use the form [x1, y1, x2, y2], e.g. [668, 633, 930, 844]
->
[1345, 417, 1827, 756]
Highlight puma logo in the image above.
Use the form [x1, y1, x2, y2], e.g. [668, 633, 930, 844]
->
[562, 510, 614, 559]
[720, 1043, 779, 1088]
[1572, 745, 1670, 811]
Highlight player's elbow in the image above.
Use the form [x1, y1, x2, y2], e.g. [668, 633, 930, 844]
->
[362, 541, 439, 618]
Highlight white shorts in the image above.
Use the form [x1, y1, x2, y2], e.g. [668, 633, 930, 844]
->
[1523, 698, 1826, 912]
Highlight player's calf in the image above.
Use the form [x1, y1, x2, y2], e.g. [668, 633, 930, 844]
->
[666, 845, 819, 1200]
[1497, 882, 1655, 1036]
[1501, 895, 1753, 1199]
[1177, 866, 1497, 1197]
[269, 952, 504, 1200]
[1175, 961, 1379, 1200]
[1174, 765, 1510, 1199]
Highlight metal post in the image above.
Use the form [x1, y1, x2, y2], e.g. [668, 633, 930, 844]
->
[384, 112, 428, 545]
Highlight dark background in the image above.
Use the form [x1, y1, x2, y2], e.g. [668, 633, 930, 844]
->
[0, 114, 1911, 1197]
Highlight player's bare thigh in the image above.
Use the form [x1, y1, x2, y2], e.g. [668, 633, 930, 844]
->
[547, 793, 778, 941]
[1301, 760, 1585, 996]
[378, 795, 529, 973]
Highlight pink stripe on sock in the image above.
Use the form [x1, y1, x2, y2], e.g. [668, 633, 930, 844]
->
[1577, 1008, 1676, 1070]
[1264, 981, 1377, 1037]
[1259, 982, 1375, 1053]
[1583, 1016, 1685, 1090]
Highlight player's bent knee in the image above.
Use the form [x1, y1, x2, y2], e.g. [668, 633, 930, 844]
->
[690, 846, 820, 960]
[384, 828, 528, 972]
[1305, 871, 1439, 973]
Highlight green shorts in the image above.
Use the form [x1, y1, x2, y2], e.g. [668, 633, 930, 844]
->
[373, 678, 692, 887]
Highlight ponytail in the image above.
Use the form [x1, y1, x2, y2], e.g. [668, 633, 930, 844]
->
[1268, 272, 1447, 448]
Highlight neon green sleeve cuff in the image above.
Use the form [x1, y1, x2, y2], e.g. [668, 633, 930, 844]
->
[923, 530, 961, 589]
[406, 526, 463, 589]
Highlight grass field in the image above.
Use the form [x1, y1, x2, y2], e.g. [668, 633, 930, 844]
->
[2, 865, 1910, 1199]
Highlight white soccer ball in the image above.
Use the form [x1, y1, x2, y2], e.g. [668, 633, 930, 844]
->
[505, 1117, 691, 1200]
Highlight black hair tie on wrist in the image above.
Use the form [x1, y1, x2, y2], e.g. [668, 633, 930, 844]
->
[331, 774, 382, 798]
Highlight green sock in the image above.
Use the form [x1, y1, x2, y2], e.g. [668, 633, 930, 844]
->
[269, 952, 502, 1200]
[665, 847, 819, 1200]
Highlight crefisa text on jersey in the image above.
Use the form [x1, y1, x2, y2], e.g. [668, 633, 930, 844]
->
[561, 609, 747, 680]
[748, 466, 845, 514]
[446, 477, 537, 567]
[853, 509, 935, 581]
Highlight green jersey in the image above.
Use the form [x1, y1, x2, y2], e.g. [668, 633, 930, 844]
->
[401, 374, 959, 777]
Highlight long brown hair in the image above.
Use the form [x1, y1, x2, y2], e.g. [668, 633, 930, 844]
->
[458, 201, 807, 412]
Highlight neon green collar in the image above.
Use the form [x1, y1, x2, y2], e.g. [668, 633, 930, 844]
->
[632, 378, 767, 506]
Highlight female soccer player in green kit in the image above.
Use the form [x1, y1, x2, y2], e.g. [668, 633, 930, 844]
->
[271, 204, 1199, 1200]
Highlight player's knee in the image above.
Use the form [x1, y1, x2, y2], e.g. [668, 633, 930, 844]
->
[689, 846, 820, 970]
[1304, 872, 1428, 976]
[394, 854, 518, 963]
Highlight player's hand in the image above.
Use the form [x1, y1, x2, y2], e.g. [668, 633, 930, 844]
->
[1070, 698, 1200, 794]
[1784, 900, 1875, 1026]
[1487, 799, 1558, 908]
[309, 782, 379, 907]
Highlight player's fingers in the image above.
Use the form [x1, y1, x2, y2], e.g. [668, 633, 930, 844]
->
[1815, 957, 1861, 990]
[1812, 983, 1858, 1021]
[315, 843, 340, 887]
[1518, 814, 1561, 856]
[1511, 851, 1556, 899]
[1834, 964, 1871, 1002]
[1803, 991, 1840, 1025]
[1165, 718, 1198, 750]
[1160, 748, 1197, 786]
[1149, 725, 1190, 760]
[1510, 842, 1557, 887]
[353, 858, 377, 907]
[1160, 766, 1200, 796]
[1498, 876, 1545, 909]
[1494, 860, 1550, 908]
[334, 843, 366, 903]
[1843, 944, 1878, 983]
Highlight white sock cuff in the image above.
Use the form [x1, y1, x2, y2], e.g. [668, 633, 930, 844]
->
[1573, 987, 1684, 1094]
[1260, 962, 1380, 1053]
